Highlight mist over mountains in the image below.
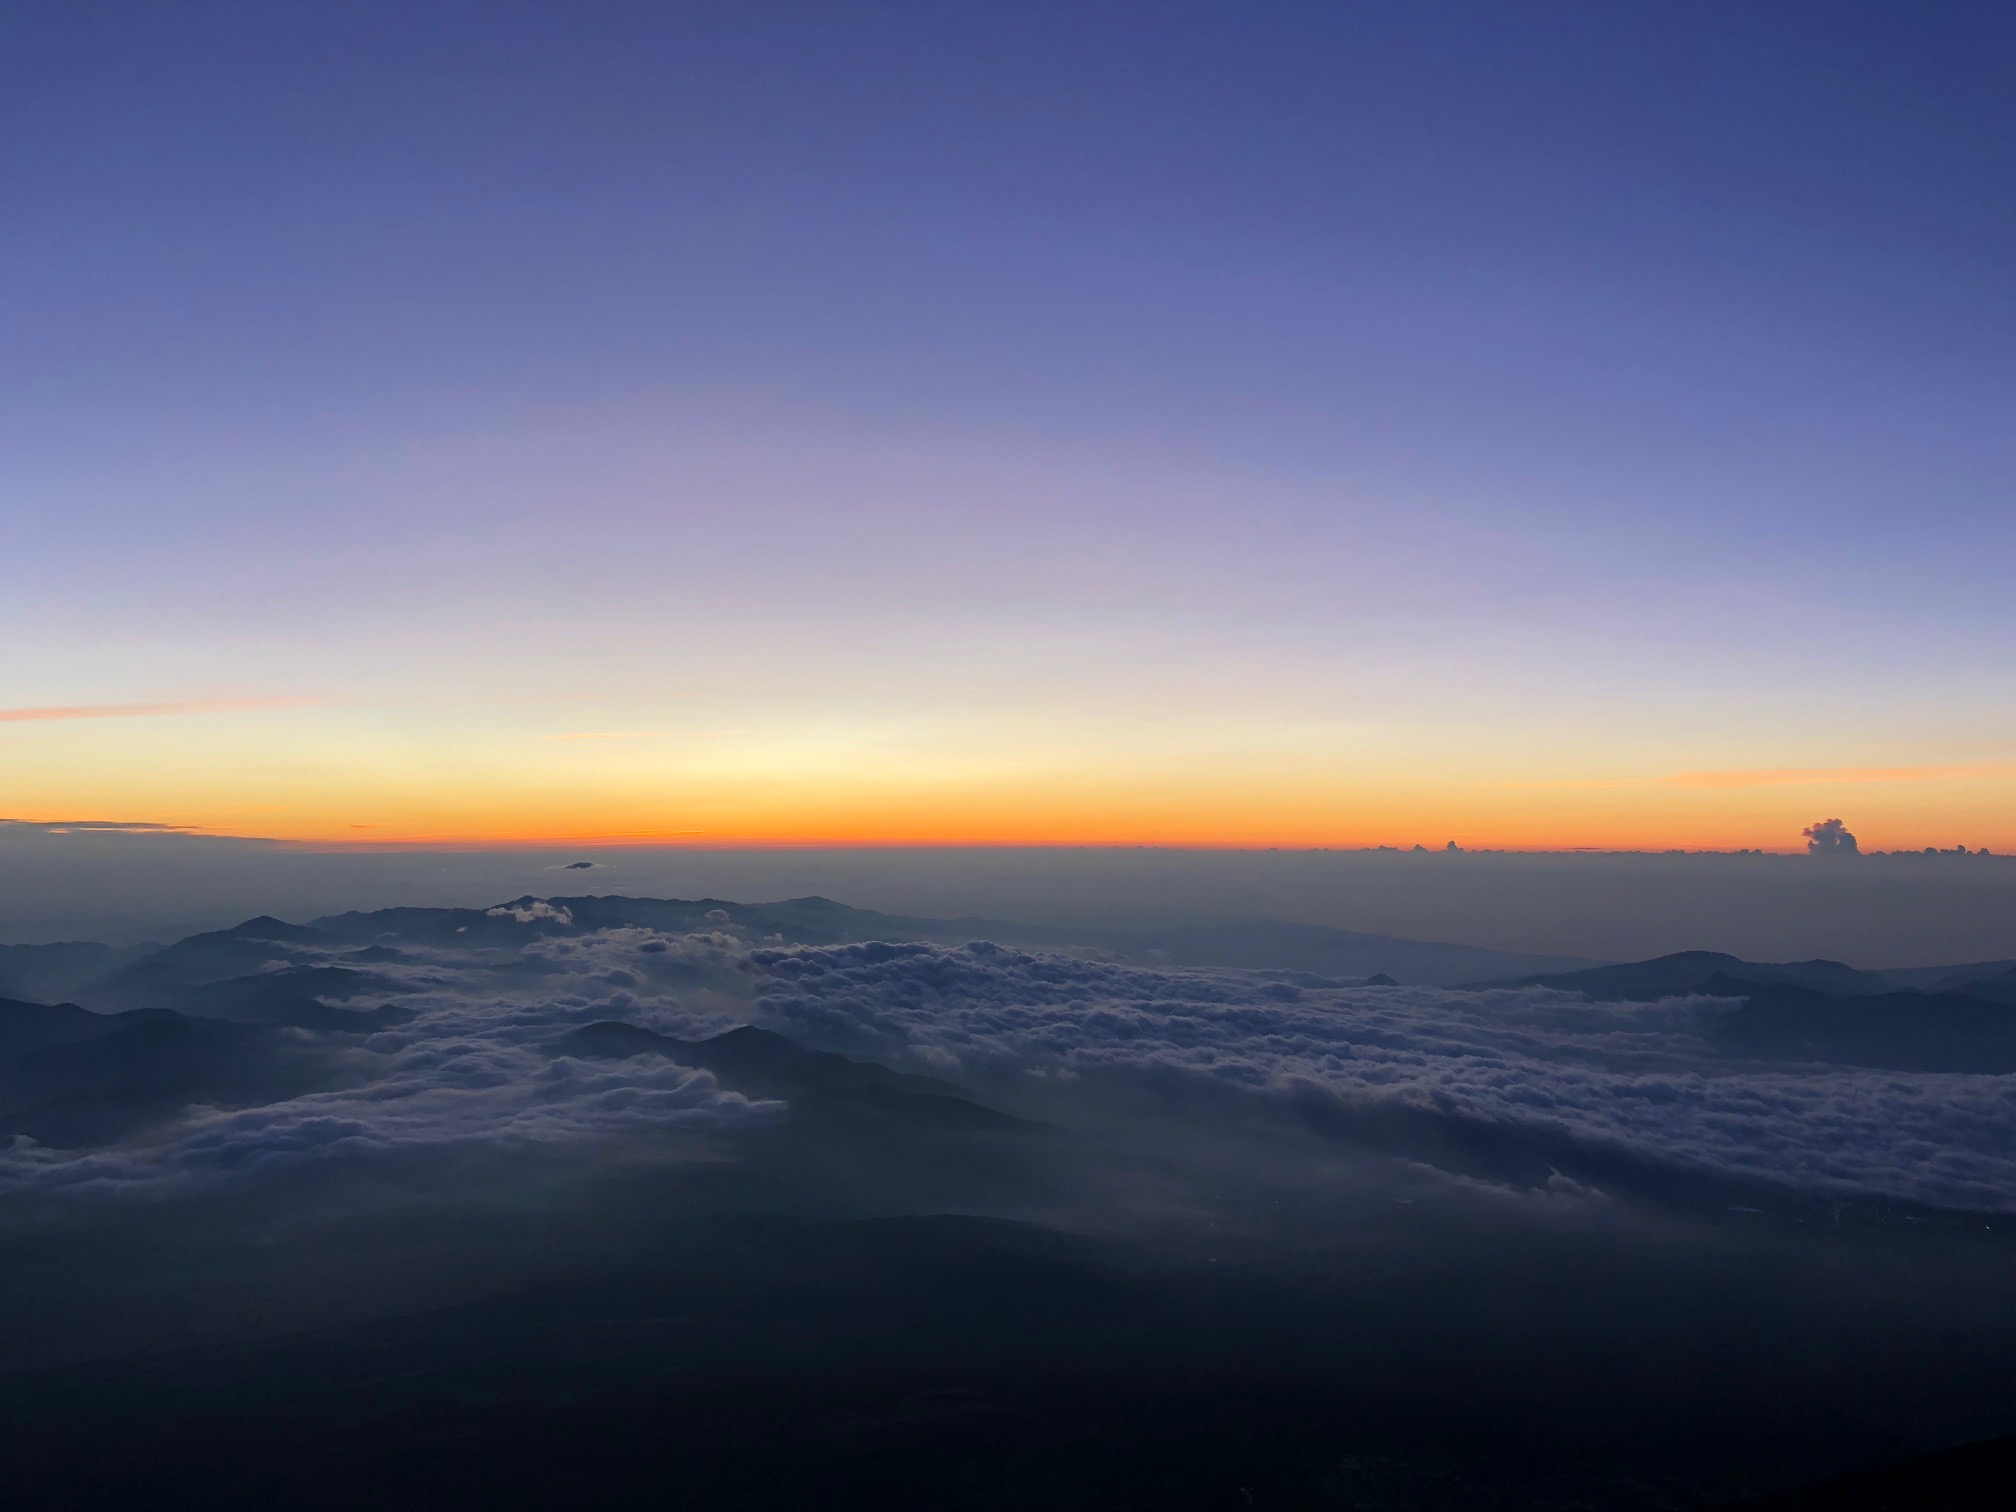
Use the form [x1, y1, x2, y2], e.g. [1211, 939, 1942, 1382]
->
[3, 891, 2013, 1508]
[8, 822, 2016, 967]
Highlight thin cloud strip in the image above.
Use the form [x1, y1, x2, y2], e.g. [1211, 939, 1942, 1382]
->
[0, 818, 197, 833]
[1668, 764, 2016, 788]
[1503, 763, 2016, 791]
[546, 731, 676, 741]
[0, 697, 313, 724]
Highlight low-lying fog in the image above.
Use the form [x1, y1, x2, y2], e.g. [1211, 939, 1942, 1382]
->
[6, 821, 2016, 965]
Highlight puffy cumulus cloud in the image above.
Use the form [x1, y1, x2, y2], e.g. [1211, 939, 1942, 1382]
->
[486, 899, 575, 925]
[0, 928, 780, 1196]
[511, 925, 755, 1007]
[749, 942, 2016, 1212]
[1803, 817, 1860, 855]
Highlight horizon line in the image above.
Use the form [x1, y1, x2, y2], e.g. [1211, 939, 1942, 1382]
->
[3, 820, 2002, 859]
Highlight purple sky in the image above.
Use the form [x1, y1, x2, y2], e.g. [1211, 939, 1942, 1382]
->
[4, 2, 2012, 848]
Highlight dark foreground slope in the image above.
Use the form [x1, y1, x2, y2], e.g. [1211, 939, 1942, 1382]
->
[6, 1212, 2014, 1512]
[1730, 1433, 2016, 1509]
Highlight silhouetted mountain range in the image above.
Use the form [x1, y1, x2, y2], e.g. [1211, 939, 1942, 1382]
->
[1469, 951, 2016, 1073]
[1470, 949, 2016, 1001]
[0, 995, 108, 1061]
[0, 941, 153, 1005]
[310, 892, 1602, 985]
[1699, 977, 2016, 1075]
[0, 1000, 341, 1146]
[78, 915, 345, 1011]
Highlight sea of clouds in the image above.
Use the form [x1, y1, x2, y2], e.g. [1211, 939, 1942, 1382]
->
[0, 927, 776, 1194]
[755, 942, 2016, 1211]
[3, 926, 2012, 1212]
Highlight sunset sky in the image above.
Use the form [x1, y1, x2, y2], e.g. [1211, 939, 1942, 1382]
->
[6, 2, 2013, 851]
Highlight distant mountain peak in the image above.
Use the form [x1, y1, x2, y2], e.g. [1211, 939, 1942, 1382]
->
[219, 915, 324, 941]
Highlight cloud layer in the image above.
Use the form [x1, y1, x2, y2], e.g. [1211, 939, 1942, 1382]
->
[5, 920, 2011, 1214]
[0, 927, 777, 1194]
[751, 941, 2016, 1211]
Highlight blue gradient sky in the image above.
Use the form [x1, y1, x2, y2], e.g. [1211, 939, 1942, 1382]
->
[5, 2, 2013, 847]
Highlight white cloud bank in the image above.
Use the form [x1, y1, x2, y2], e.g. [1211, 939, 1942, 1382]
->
[751, 941, 2016, 1211]
[4, 927, 2010, 1212]
[0, 927, 775, 1194]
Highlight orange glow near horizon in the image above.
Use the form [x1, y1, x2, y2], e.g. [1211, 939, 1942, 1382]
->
[7, 699, 2013, 855]
[11, 778, 2011, 855]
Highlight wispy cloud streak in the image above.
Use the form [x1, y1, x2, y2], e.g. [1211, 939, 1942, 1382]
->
[0, 697, 311, 724]
[1667, 764, 2016, 788]
[1504, 763, 2016, 791]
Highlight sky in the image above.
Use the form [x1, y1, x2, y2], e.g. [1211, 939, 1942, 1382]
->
[4, 1, 2013, 851]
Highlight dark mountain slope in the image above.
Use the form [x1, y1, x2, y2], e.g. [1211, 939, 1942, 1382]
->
[1879, 959, 2016, 993]
[5, 1213, 2009, 1512]
[1466, 952, 1898, 1000]
[1467, 953, 2016, 1072]
[1728, 1430, 2016, 1509]
[1698, 976, 2016, 1074]
[0, 1008, 347, 1147]
[0, 996, 111, 1061]
[0, 942, 152, 1004]
[1930, 965, 2016, 1007]
[1477, 952, 2016, 1006]
[79, 917, 344, 1011]
[170, 967, 413, 1033]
